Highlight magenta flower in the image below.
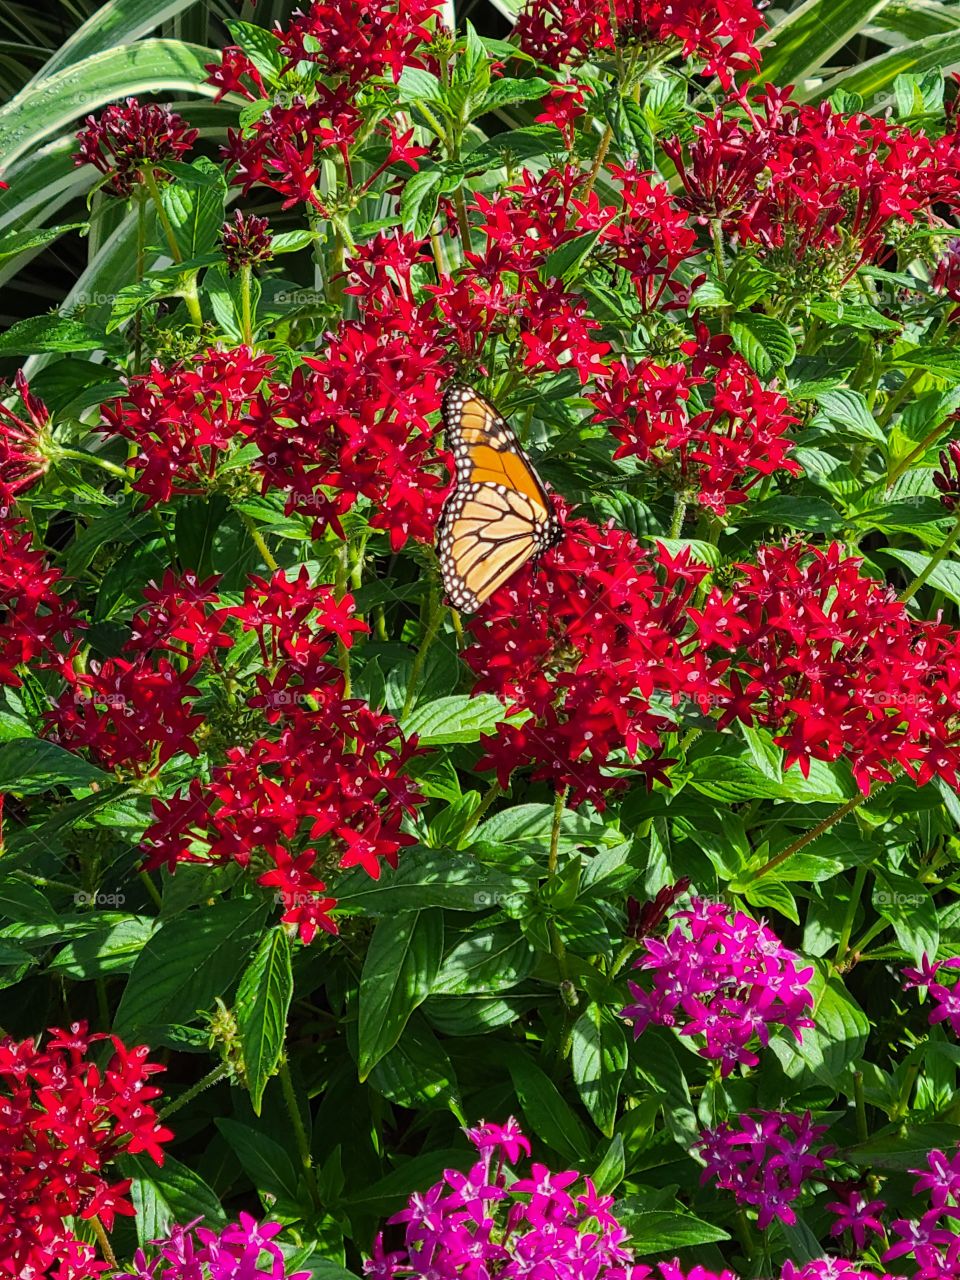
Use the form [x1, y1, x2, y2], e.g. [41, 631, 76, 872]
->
[912, 1148, 960, 1209]
[114, 1213, 310, 1280]
[903, 955, 960, 1035]
[621, 896, 814, 1075]
[695, 1111, 830, 1230]
[367, 1118, 653, 1279]
[780, 1263, 891, 1280]
[826, 1188, 886, 1250]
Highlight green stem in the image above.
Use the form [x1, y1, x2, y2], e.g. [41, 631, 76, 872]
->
[668, 491, 688, 539]
[239, 509, 278, 571]
[134, 186, 148, 373]
[892, 1061, 921, 1121]
[240, 263, 254, 346]
[458, 781, 502, 844]
[583, 123, 614, 199]
[139, 869, 163, 911]
[879, 309, 953, 428]
[89, 1216, 117, 1270]
[143, 168, 182, 263]
[887, 416, 955, 490]
[159, 1063, 229, 1121]
[834, 864, 868, 965]
[898, 515, 960, 605]
[854, 1070, 868, 1143]
[279, 1057, 321, 1210]
[401, 595, 445, 720]
[57, 447, 129, 481]
[734, 1209, 756, 1265]
[752, 792, 871, 880]
[547, 784, 570, 877]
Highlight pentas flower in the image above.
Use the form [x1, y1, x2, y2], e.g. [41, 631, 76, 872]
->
[696, 1111, 831, 1229]
[666, 87, 960, 281]
[465, 512, 709, 805]
[516, 0, 764, 88]
[142, 569, 422, 943]
[277, 0, 444, 85]
[100, 346, 274, 506]
[621, 897, 814, 1074]
[687, 541, 960, 793]
[366, 1117, 650, 1279]
[826, 1188, 886, 1251]
[205, 45, 268, 103]
[934, 439, 960, 511]
[220, 209, 274, 275]
[115, 1213, 310, 1280]
[244, 294, 449, 551]
[74, 98, 198, 198]
[903, 955, 960, 1035]
[605, 164, 700, 312]
[590, 340, 801, 514]
[0, 506, 78, 687]
[781, 1264, 891, 1280]
[0, 1022, 171, 1279]
[0, 369, 52, 493]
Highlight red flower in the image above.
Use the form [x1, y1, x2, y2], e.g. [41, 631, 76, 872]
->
[100, 346, 274, 506]
[0, 370, 51, 494]
[205, 45, 267, 103]
[220, 209, 274, 275]
[465, 508, 709, 806]
[74, 98, 198, 198]
[517, 0, 764, 88]
[0, 1023, 170, 1279]
[277, 0, 444, 85]
[0, 507, 78, 688]
[141, 570, 423, 944]
[934, 440, 960, 511]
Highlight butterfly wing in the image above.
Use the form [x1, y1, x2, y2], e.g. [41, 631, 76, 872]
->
[437, 384, 559, 612]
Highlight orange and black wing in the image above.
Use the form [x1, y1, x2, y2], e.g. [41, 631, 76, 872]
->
[437, 384, 559, 612]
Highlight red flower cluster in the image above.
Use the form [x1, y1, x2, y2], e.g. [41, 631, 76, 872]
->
[246, 236, 449, 550]
[589, 335, 801, 514]
[688, 542, 960, 792]
[429, 166, 616, 382]
[605, 164, 700, 312]
[464, 511, 709, 805]
[0, 507, 76, 688]
[143, 568, 423, 943]
[74, 98, 198, 198]
[0, 370, 51, 495]
[220, 209, 274, 275]
[0, 1022, 171, 1279]
[517, 0, 763, 88]
[100, 347, 274, 506]
[278, 0, 444, 84]
[666, 87, 960, 278]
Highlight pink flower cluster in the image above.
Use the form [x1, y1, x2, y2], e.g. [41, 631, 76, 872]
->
[365, 1118, 648, 1279]
[621, 897, 814, 1074]
[695, 1111, 831, 1229]
[904, 955, 960, 1035]
[116, 1212, 310, 1280]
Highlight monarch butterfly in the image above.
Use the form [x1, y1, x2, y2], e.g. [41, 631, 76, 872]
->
[437, 383, 561, 612]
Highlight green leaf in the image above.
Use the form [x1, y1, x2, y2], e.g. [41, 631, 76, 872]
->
[0, 738, 109, 794]
[398, 65, 444, 102]
[114, 898, 267, 1041]
[873, 869, 938, 966]
[744, 878, 799, 926]
[335, 846, 528, 914]
[504, 1047, 592, 1160]
[215, 1117, 302, 1211]
[739, 722, 784, 782]
[30, 0, 206, 81]
[399, 166, 442, 237]
[729, 312, 796, 377]
[236, 927, 294, 1115]
[0, 314, 111, 354]
[107, 270, 182, 332]
[571, 1002, 628, 1137]
[402, 694, 509, 745]
[755, 0, 888, 88]
[358, 909, 444, 1080]
[0, 40, 221, 168]
[882, 548, 960, 605]
[367, 1015, 461, 1112]
[817, 388, 886, 444]
[224, 19, 285, 79]
[49, 916, 156, 978]
[0, 223, 86, 262]
[808, 31, 960, 103]
[431, 926, 534, 995]
[474, 76, 551, 115]
[591, 1134, 626, 1195]
[543, 222, 612, 284]
[841, 1121, 960, 1170]
[896, 347, 960, 382]
[159, 156, 226, 260]
[770, 966, 869, 1087]
[120, 1152, 225, 1242]
[615, 1207, 730, 1253]
[464, 125, 563, 172]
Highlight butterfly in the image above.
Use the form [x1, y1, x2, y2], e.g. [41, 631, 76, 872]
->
[437, 383, 561, 613]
